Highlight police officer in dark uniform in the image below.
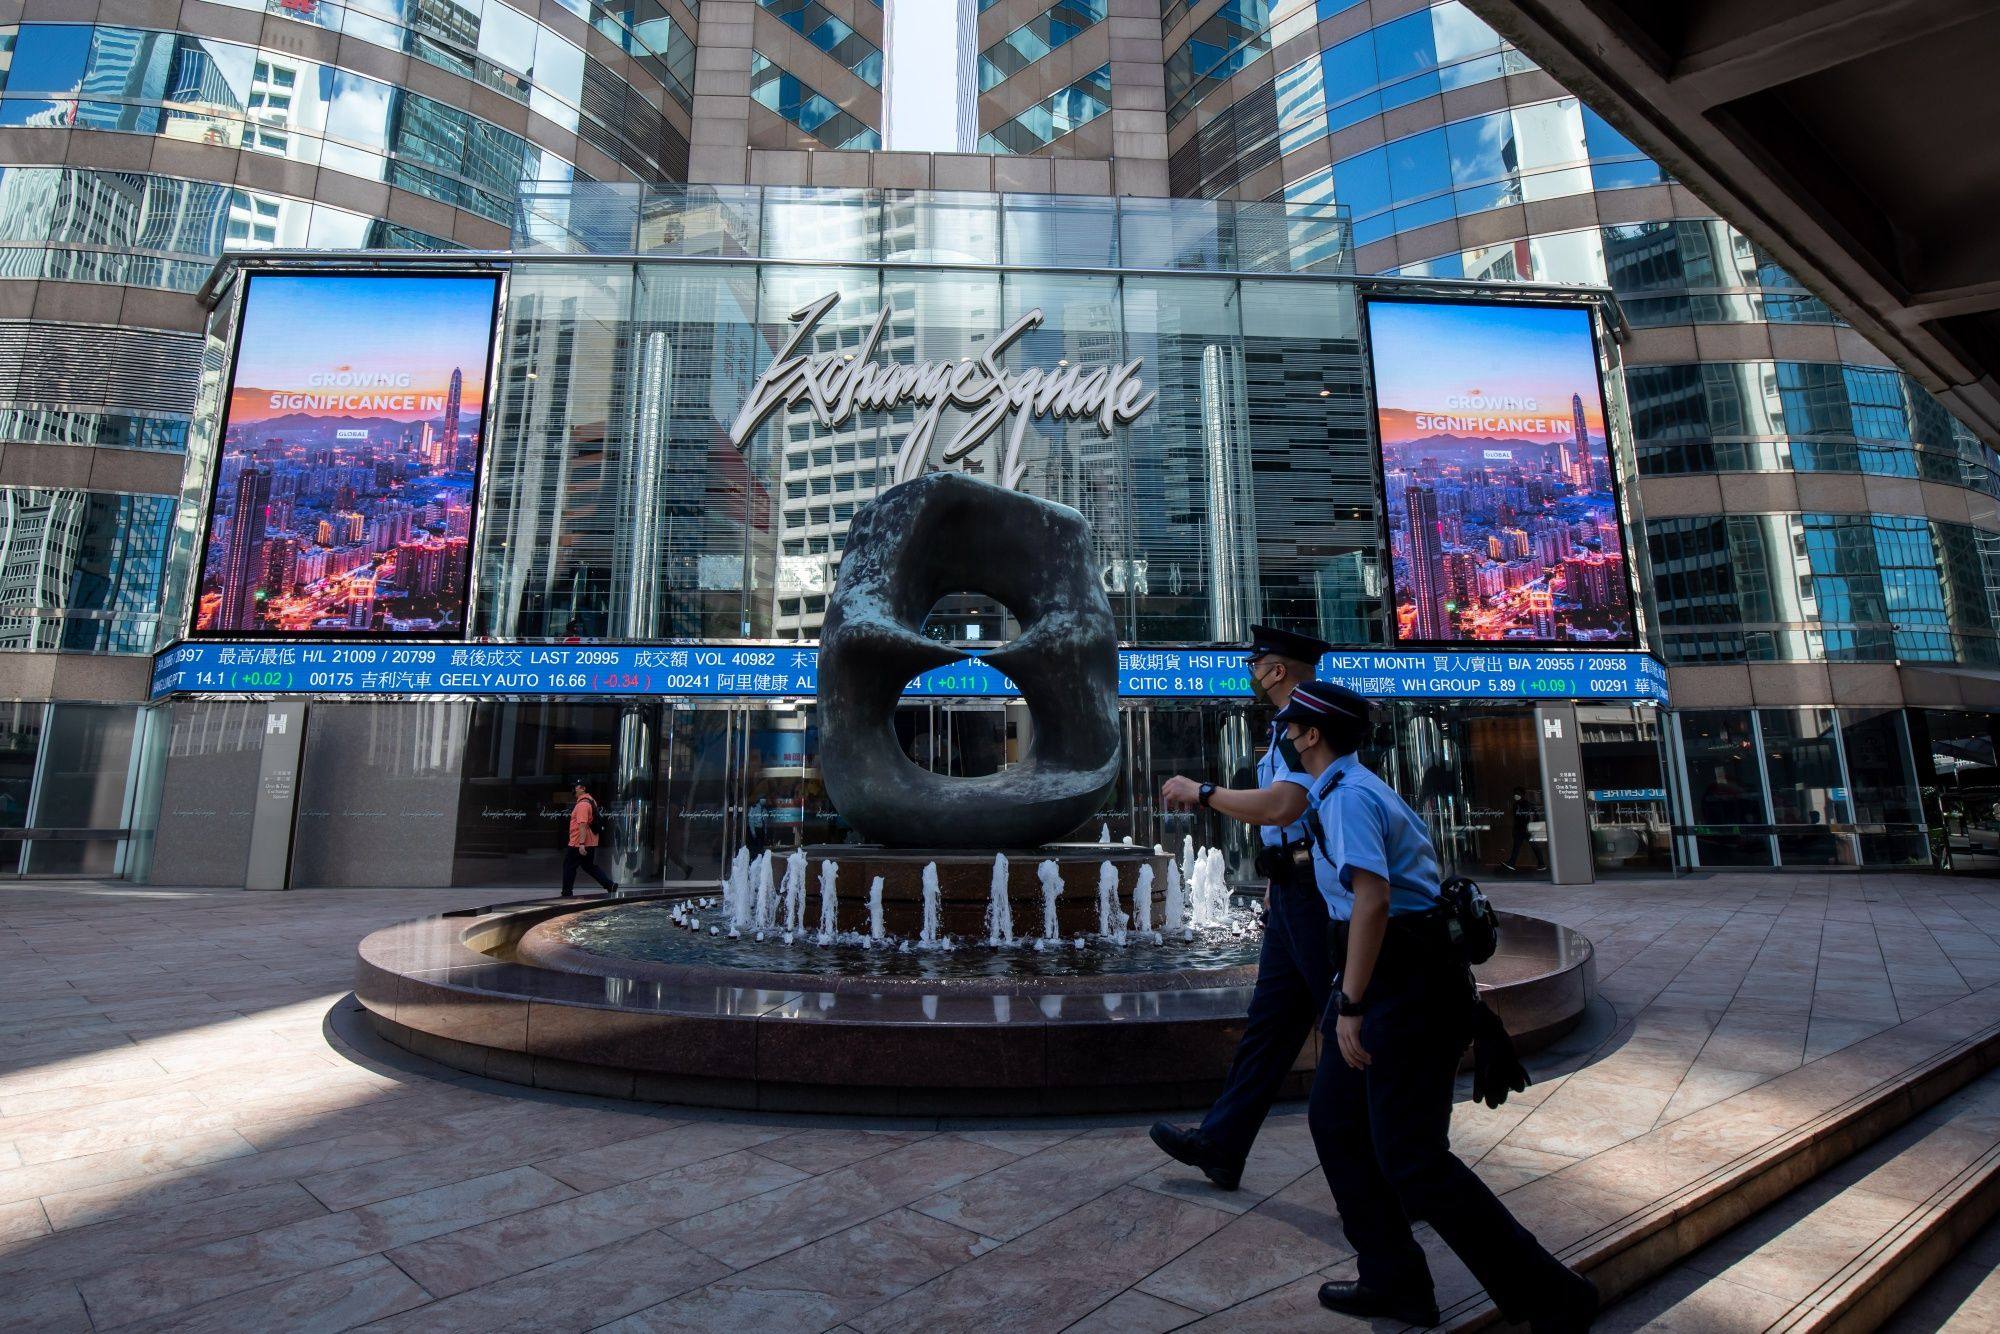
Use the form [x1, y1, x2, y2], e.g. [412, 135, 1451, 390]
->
[1150, 624, 1334, 1190]
[1275, 681, 1598, 1331]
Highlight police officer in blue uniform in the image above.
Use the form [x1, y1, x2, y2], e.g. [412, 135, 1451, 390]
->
[1275, 681, 1597, 1332]
[1151, 624, 1334, 1190]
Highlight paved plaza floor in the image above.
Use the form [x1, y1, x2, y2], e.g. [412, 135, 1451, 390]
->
[3, 872, 1999, 1331]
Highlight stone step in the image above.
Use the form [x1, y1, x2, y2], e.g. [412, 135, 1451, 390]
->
[1433, 991, 2000, 1330]
[1601, 1068, 2000, 1331]
[1882, 1210, 2000, 1330]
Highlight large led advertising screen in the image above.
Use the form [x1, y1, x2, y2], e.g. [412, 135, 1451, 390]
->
[1368, 297, 1635, 647]
[193, 271, 500, 638]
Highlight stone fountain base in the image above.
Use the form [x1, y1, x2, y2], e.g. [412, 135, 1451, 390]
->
[355, 891, 1597, 1115]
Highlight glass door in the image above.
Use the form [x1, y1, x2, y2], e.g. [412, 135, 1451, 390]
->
[452, 702, 623, 887]
[1759, 708, 1854, 865]
[937, 702, 1011, 779]
[741, 704, 839, 853]
[1577, 704, 1673, 872]
[659, 703, 738, 881]
[1133, 701, 1254, 873]
[1914, 709, 2000, 871]
[1388, 703, 1546, 880]
[1670, 710, 1775, 867]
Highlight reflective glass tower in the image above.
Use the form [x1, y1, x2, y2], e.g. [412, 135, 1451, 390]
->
[0, 0, 697, 872]
[1160, 0, 1999, 869]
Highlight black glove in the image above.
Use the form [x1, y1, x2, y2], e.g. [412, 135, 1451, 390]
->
[1469, 1000, 1529, 1109]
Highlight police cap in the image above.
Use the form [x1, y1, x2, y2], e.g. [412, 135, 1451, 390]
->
[1272, 680, 1372, 730]
[1245, 623, 1333, 666]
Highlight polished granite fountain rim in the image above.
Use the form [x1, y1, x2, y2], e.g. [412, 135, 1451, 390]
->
[353, 892, 1597, 1113]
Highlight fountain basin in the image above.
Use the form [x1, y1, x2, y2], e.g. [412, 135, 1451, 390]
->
[516, 897, 1262, 995]
[356, 892, 1596, 1114]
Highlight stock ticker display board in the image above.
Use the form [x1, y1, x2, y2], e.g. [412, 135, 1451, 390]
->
[154, 642, 1669, 703]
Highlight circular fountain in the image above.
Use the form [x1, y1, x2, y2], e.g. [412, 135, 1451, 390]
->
[356, 477, 1596, 1112]
[356, 863, 1592, 1113]
[513, 842, 1197, 992]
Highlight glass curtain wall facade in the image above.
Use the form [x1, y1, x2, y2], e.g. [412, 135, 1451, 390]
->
[475, 194, 1372, 649]
[1162, 0, 2000, 871]
[141, 190, 1669, 888]
[0, 0, 695, 877]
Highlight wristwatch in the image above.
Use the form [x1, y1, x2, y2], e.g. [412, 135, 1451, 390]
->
[1335, 990, 1369, 1017]
[1197, 782, 1216, 808]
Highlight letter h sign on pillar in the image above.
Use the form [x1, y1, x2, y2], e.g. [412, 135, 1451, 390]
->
[1534, 703, 1594, 887]
[246, 702, 308, 890]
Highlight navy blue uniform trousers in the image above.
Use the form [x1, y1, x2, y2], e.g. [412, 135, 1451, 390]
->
[1309, 926, 1571, 1320]
[1198, 868, 1331, 1163]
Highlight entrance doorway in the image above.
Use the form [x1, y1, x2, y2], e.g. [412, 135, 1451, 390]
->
[1386, 705, 1547, 881]
[1577, 705, 1672, 872]
[658, 704, 736, 878]
[1914, 709, 2000, 872]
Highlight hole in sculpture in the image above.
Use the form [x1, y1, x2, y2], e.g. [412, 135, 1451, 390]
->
[919, 591, 1018, 646]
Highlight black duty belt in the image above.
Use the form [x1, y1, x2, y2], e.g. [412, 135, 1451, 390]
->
[1328, 905, 1455, 969]
[1254, 838, 1314, 882]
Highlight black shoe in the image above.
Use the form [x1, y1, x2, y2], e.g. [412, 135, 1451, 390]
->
[1148, 1122, 1243, 1191]
[1528, 1272, 1598, 1333]
[1317, 1280, 1441, 1327]
[560, 890, 574, 897]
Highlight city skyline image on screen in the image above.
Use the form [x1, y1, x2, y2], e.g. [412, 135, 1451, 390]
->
[1369, 298, 1635, 647]
[194, 272, 499, 638]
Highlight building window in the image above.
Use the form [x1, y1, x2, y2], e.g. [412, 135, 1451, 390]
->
[1216, 4, 1559, 187]
[0, 16, 674, 179]
[1166, 0, 1274, 126]
[1286, 94, 1667, 246]
[0, 23, 587, 225]
[749, 52, 881, 149]
[0, 488, 174, 654]
[979, 1, 1107, 91]
[0, 165, 454, 296]
[1647, 510, 2000, 668]
[979, 64, 1111, 153]
[1624, 357, 1998, 495]
[1581, 107, 1665, 189]
[759, 0, 883, 86]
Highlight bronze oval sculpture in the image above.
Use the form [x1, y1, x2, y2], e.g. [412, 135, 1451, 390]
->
[816, 473, 1120, 847]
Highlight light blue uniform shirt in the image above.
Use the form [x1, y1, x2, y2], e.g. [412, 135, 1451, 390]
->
[1256, 721, 1312, 847]
[1305, 752, 1443, 922]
